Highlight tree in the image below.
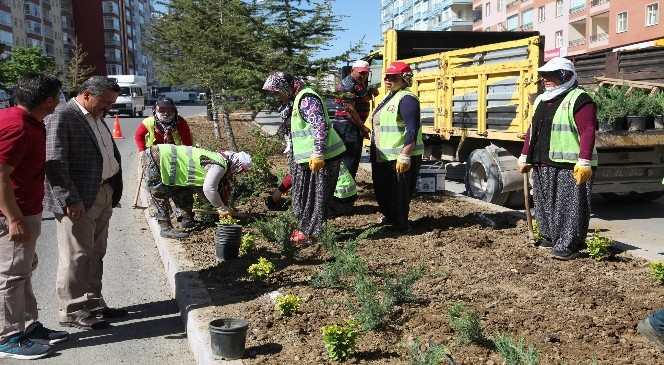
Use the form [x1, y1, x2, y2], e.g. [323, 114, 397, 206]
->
[146, 0, 269, 150]
[63, 40, 96, 98]
[0, 47, 55, 90]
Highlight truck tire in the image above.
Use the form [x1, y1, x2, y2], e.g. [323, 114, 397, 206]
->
[465, 148, 510, 205]
[600, 191, 664, 202]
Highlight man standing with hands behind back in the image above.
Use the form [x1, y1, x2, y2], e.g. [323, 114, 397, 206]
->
[44, 76, 125, 330]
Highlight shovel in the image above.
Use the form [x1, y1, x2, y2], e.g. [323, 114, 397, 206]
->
[132, 163, 147, 209]
[523, 172, 535, 243]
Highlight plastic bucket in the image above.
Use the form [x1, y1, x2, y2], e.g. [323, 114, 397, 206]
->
[215, 225, 242, 261]
[654, 115, 664, 129]
[209, 318, 249, 360]
[627, 116, 647, 132]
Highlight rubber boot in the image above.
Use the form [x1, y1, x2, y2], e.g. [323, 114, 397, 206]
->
[179, 214, 196, 230]
[159, 221, 189, 239]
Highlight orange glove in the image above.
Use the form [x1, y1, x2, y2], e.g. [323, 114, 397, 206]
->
[309, 156, 325, 172]
[573, 165, 592, 185]
[395, 154, 411, 174]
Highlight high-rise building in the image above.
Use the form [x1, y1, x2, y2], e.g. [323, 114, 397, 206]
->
[472, 0, 664, 60]
[381, 0, 474, 33]
[0, 0, 154, 81]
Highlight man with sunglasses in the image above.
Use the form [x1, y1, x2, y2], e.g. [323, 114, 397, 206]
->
[333, 60, 376, 178]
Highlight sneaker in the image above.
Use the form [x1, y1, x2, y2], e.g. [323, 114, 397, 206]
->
[25, 322, 69, 345]
[551, 248, 579, 261]
[638, 318, 664, 351]
[537, 238, 554, 248]
[0, 333, 51, 360]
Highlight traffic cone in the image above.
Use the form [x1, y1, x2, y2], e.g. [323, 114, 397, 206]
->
[112, 115, 124, 139]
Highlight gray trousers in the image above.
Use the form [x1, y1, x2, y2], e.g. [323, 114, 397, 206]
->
[0, 214, 41, 341]
[55, 184, 113, 321]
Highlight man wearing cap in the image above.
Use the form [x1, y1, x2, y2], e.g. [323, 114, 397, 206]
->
[370, 61, 422, 232]
[518, 57, 597, 260]
[333, 60, 375, 178]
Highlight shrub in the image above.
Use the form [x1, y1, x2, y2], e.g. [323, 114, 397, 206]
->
[494, 334, 539, 365]
[585, 231, 612, 261]
[650, 262, 664, 284]
[233, 128, 280, 204]
[311, 239, 367, 288]
[353, 275, 391, 331]
[625, 90, 648, 117]
[247, 257, 275, 280]
[448, 303, 485, 345]
[318, 224, 340, 251]
[253, 210, 298, 258]
[408, 337, 450, 365]
[654, 92, 664, 116]
[321, 320, 360, 362]
[239, 233, 255, 256]
[383, 265, 424, 305]
[275, 293, 302, 317]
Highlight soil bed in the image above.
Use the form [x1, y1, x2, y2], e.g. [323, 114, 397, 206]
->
[183, 116, 663, 364]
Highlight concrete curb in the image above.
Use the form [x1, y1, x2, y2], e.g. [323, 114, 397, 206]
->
[140, 189, 243, 365]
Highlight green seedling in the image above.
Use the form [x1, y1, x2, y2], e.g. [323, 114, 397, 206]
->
[275, 293, 301, 317]
[532, 220, 543, 242]
[239, 233, 255, 256]
[218, 215, 239, 225]
[494, 334, 539, 365]
[585, 231, 612, 261]
[311, 239, 367, 288]
[448, 302, 485, 345]
[650, 262, 664, 284]
[383, 265, 424, 305]
[252, 210, 298, 258]
[354, 275, 391, 331]
[321, 320, 360, 361]
[247, 257, 275, 280]
[408, 337, 450, 365]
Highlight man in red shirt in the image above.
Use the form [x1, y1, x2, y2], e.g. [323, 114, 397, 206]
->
[0, 74, 68, 360]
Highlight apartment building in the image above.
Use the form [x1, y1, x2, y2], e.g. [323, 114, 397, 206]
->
[473, 0, 664, 60]
[381, 0, 474, 33]
[0, 0, 154, 80]
[0, 0, 75, 71]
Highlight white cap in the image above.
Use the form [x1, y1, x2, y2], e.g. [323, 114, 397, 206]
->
[538, 57, 575, 73]
[351, 60, 370, 72]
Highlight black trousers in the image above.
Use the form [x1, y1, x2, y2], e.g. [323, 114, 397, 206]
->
[371, 151, 421, 228]
[333, 122, 363, 178]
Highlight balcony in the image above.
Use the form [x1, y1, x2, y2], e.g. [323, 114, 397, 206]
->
[569, 4, 586, 15]
[568, 38, 586, 47]
[590, 0, 609, 14]
[591, 0, 609, 6]
[589, 32, 609, 46]
[506, 0, 520, 12]
[441, 18, 473, 29]
[521, 23, 533, 30]
[473, 7, 482, 22]
[442, 0, 473, 8]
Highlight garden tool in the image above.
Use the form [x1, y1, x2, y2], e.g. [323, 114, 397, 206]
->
[523, 172, 535, 243]
[132, 163, 147, 209]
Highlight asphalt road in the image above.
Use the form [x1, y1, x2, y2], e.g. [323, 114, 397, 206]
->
[6, 110, 194, 364]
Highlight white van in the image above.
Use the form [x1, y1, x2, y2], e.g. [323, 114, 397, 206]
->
[108, 75, 147, 117]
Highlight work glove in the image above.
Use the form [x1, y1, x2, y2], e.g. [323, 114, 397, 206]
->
[395, 154, 411, 174]
[217, 207, 233, 220]
[518, 154, 532, 173]
[309, 155, 325, 172]
[573, 160, 593, 185]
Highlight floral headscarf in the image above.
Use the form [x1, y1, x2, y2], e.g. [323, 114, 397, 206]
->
[262, 72, 305, 137]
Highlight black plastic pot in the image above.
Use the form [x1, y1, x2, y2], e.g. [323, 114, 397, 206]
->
[598, 117, 626, 132]
[654, 115, 664, 129]
[209, 318, 249, 360]
[627, 115, 647, 132]
[215, 224, 242, 261]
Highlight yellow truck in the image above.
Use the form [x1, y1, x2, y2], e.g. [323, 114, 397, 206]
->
[365, 29, 664, 205]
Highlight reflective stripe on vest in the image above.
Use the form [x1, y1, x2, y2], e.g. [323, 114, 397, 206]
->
[375, 89, 424, 161]
[158, 144, 227, 187]
[532, 88, 598, 166]
[291, 87, 346, 163]
[142, 117, 182, 147]
[334, 162, 357, 199]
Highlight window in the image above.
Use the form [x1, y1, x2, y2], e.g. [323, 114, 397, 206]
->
[24, 3, 41, 17]
[538, 6, 545, 22]
[646, 3, 659, 26]
[485, 2, 491, 17]
[555, 0, 563, 17]
[521, 8, 533, 27]
[103, 1, 119, 14]
[617, 12, 628, 32]
[26, 20, 41, 35]
[104, 32, 121, 45]
[507, 14, 519, 30]
[497, 0, 503, 12]
[0, 30, 12, 46]
[105, 48, 122, 62]
[103, 16, 120, 30]
[0, 10, 11, 27]
[28, 38, 41, 48]
[555, 30, 563, 48]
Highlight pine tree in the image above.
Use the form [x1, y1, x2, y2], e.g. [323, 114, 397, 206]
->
[63, 40, 96, 98]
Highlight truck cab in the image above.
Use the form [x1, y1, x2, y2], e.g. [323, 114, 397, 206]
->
[108, 75, 147, 117]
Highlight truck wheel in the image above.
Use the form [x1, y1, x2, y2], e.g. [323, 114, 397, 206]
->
[601, 191, 664, 202]
[465, 148, 510, 205]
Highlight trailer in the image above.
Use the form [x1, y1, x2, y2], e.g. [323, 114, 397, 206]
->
[365, 29, 664, 205]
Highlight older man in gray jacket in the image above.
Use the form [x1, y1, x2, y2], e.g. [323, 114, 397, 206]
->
[44, 77, 124, 330]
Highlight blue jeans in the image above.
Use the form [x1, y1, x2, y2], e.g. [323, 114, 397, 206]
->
[648, 309, 664, 335]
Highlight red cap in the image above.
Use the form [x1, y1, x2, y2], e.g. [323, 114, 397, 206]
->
[385, 61, 412, 75]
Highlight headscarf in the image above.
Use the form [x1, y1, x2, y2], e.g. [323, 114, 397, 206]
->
[153, 97, 179, 143]
[220, 150, 252, 175]
[262, 72, 305, 137]
[538, 57, 578, 101]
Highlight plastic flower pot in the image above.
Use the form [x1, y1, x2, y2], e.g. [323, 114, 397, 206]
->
[599, 117, 625, 132]
[209, 318, 249, 360]
[654, 115, 664, 129]
[215, 224, 242, 261]
[627, 115, 647, 132]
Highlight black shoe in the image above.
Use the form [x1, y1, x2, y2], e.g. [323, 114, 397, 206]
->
[93, 307, 128, 320]
[537, 238, 554, 248]
[59, 316, 108, 330]
[24, 322, 69, 345]
[551, 248, 579, 261]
